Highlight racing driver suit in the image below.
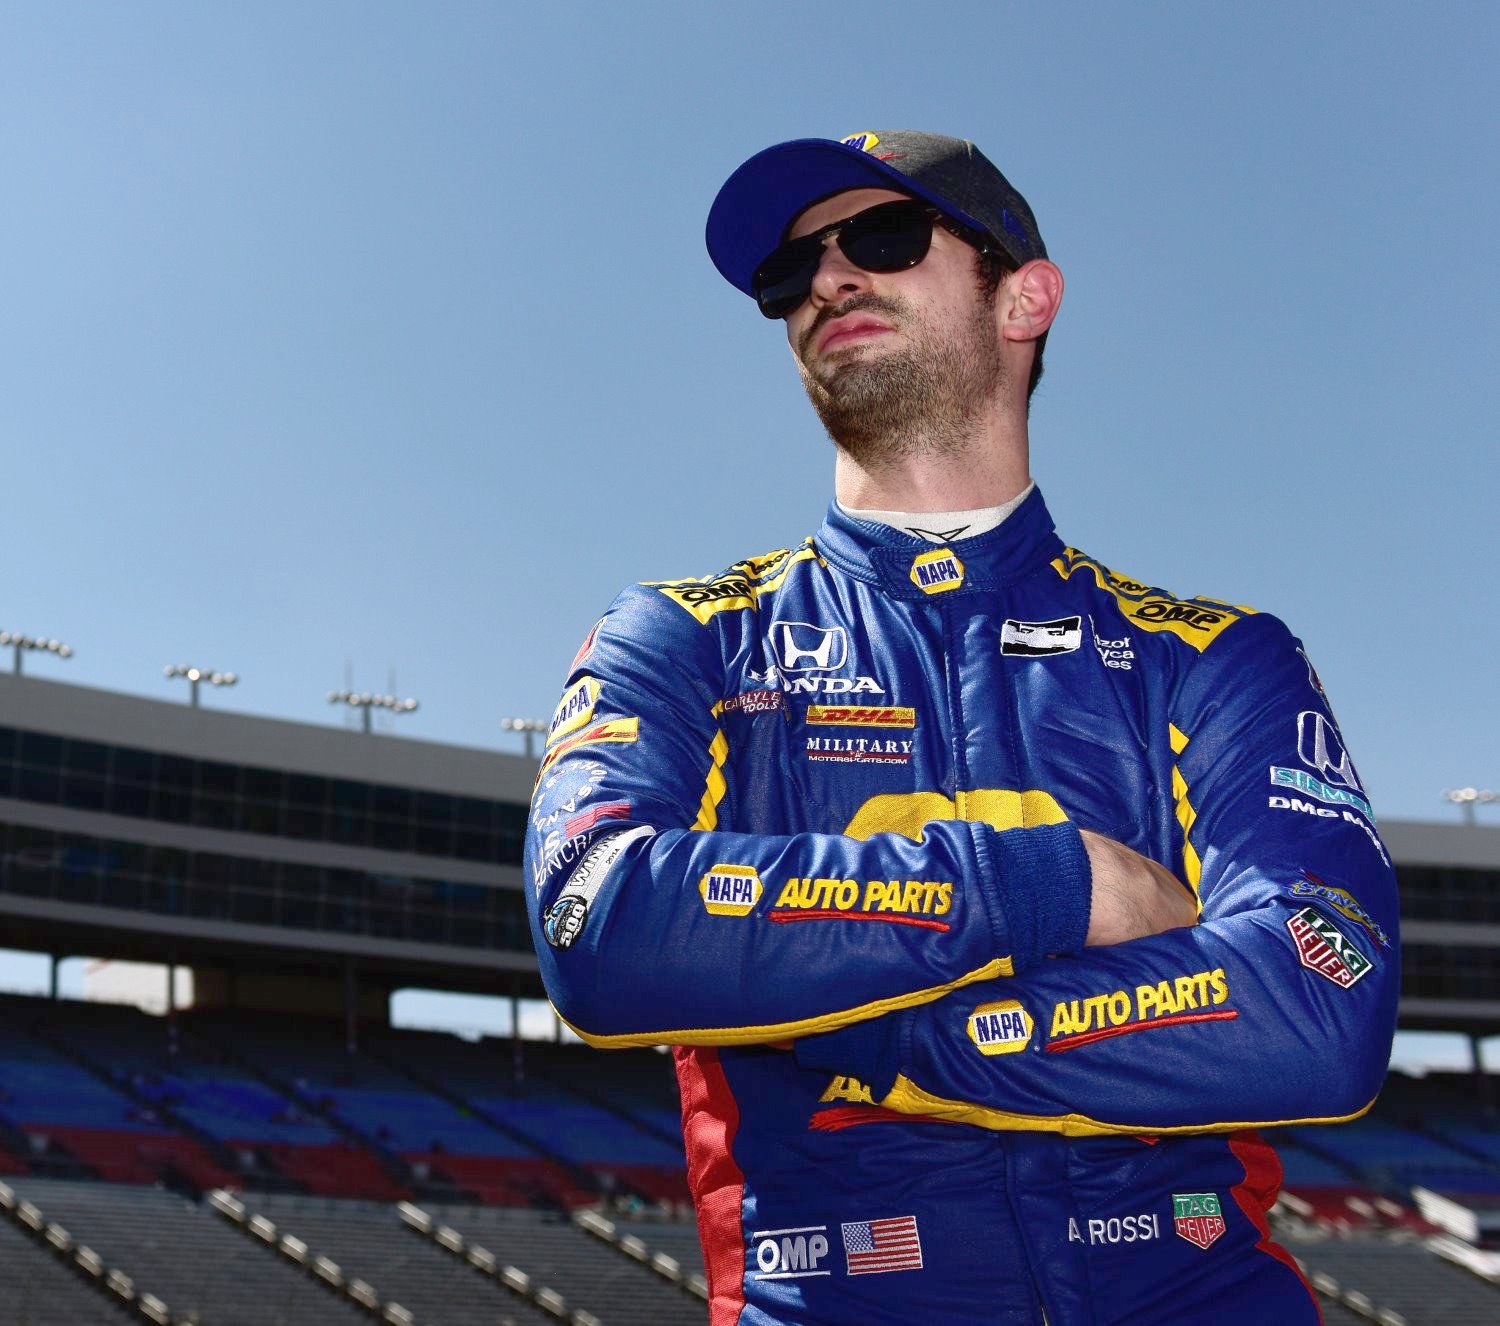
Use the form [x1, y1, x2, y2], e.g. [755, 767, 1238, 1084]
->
[525, 486, 1399, 1326]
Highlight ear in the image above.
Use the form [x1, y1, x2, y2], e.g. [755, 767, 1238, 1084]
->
[998, 259, 1064, 343]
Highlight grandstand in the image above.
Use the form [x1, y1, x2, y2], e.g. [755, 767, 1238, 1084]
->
[0, 669, 1497, 1324]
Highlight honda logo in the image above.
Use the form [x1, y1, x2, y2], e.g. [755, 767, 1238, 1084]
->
[1297, 711, 1362, 792]
[773, 622, 848, 673]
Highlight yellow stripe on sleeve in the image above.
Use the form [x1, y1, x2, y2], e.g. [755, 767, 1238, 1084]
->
[877, 1076, 1377, 1138]
[563, 957, 1013, 1049]
[692, 702, 730, 831]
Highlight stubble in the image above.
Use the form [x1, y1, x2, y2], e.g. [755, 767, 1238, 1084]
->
[795, 291, 1006, 469]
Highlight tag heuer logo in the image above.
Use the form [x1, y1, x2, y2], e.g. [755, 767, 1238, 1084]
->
[1286, 907, 1373, 988]
[1172, 1193, 1225, 1250]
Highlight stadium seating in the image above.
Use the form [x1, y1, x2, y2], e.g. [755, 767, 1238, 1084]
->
[1284, 1233, 1500, 1325]
[6, 986, 1500, 1325]
[0, 1208, 135, 1322]
[417, 1199, 706, 1326]
[7, 1175, 367, 1324]
[235, 1192, 562, 1326]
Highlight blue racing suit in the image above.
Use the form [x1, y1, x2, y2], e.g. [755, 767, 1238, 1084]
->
[525, 487, 1399, 1326]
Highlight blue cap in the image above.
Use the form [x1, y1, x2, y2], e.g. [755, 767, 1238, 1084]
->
[706, 130, 1047, 298]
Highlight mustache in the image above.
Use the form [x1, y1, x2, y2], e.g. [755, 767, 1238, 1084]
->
[799, 293, 905, 361]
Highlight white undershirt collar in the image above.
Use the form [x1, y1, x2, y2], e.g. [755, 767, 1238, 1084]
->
[841, 482, 1035, 543]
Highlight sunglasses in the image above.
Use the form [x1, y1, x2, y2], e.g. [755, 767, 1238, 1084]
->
[752, 198, 982, 320]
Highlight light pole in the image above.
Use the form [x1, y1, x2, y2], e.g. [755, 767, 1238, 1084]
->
[502, 717, 547, 759]
[0, 632, 73, 676]
[164, 665, 238, 708]
[1443, 787, 1498, 826]
[329, 689, 418, 735]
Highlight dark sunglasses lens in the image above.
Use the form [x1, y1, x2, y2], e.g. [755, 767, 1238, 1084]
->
[840, 203, 935, 272]
[752, 201, 937, 319]
[754, 235, 824, 319]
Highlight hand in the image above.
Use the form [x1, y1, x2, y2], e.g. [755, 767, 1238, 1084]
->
[1079, 829, 1197, 946]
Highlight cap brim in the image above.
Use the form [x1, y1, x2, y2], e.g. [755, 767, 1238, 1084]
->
[705, 138, 990, 298]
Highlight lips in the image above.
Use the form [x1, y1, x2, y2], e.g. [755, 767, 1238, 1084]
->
[817, 316, 893, 355]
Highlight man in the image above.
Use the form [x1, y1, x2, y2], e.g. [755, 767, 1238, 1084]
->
[526, 130, 1398, 1325]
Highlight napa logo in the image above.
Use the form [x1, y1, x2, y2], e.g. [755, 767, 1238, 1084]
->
[700, 864, 763, 917]
[840, 132, 880, 153]
[909, 548, 964, 595]
[967, 999, 1032, 1056]
[548, 677, 600, 745]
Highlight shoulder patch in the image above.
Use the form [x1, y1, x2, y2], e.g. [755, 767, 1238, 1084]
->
[646, 540, 820, 623]
[1051, 549, 1255, 652]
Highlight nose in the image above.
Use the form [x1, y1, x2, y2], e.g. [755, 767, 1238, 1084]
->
[807, 237, 872, 308]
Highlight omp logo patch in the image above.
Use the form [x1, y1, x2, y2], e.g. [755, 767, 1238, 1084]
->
[806, 705, 915, 728]
[967, 1000, 1032, 1056]
[1048, 969, 1235, 1051]
[650, 546, 816, 623]
[548, 677, 600, 745]
[1172, 1193, 1226, 1250]
[699, 864, 763, 916]
[535, 717, 639, 780]
[1002, 617, 1082, 657]
[752, 1225, 830, 1281]
[1130, 600, 1225, 632]
[1286, 907, 1373, 988]
[1050, 549, 1251, 651]
[909, 548, 964, 595]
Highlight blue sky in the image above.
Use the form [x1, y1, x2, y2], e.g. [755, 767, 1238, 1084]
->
[1, 5, 1496, 1057]
[3, 3, 1496, 825]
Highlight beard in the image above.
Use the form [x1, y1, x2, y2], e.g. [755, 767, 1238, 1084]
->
[795, 291, 1005, 468]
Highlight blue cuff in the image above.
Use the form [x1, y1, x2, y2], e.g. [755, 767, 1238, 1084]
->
[981, 820, 1091, 970]
[794, 1014, 904, 1100]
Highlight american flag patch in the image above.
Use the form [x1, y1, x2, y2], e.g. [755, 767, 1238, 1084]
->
[564, 801, 631, 837]
[841, 1215, 923, 1275]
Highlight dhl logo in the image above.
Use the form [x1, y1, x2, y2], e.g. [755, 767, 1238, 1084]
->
[805, 705, 916, 728]
[535, 717, 640, 781]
